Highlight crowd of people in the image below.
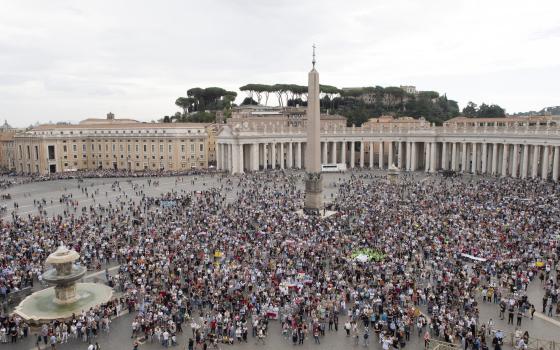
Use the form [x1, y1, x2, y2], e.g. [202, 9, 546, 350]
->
[0, 168, 214, 189]
[0, 169, 559, 349]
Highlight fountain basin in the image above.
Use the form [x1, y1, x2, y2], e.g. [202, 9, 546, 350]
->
[14, 282, 113, 324]
[42, 265, 86, 285]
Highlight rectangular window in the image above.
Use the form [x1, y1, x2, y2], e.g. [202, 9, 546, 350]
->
[63, 145, 68, 152]
[199, 144, 204, 152]
[159, 144, 163, 153]
[82, 144, 86, 152]
[151, 145, 155, 152]
[72, 144, 77, 152]
[181, 145, 185, 152]
[47, 145, 55, 160]
[168, 144, 172, 153]
[190, 144, 195, 153]
[34, 146, 39, 160]
[135, 145, 139, 152]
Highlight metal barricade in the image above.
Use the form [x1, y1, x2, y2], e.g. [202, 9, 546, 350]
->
[427, 339, 461, 350]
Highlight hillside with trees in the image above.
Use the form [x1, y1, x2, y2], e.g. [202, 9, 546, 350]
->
[511, 106, 560, 116]
[238, 84, 460, 126]
[165, 84, 509, 126]
[163, 87, 237, 123]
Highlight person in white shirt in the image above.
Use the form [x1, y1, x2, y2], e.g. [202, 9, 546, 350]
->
[162, 330, 170, 347]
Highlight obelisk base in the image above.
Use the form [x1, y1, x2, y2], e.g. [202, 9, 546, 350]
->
[304, 172, 323, 215]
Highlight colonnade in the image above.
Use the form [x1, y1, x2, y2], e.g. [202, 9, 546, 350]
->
[216, 139, 560, 181]
[216, 141, 305, 173]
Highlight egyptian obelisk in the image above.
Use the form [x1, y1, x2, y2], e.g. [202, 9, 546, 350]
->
[303, 45, 323, 215]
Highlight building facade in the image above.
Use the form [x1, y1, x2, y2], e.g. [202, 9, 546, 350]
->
[0, 120, 18, 171]
[8, 116, 215, 174]
[216, 109, 560, 182]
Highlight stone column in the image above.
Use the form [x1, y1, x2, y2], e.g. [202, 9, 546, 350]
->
[322, 142, 327, 164]
[424, 142, 430, 172]
[481, 143, 488, 174]
[471, 143, 477, 174]
[521, 144, 529, 179]
[542, 145, 549, 180]
[216, 143, 221, 170]
[397, 142, 403, 169]
[222, 143, 227, 171]
[271, 143, 276, 170]
[388, 142, 394, 168]
[553, 146, 560, 182]
[280, 142, 285, 169]
[296, 142, 302, 169]
[223, 144, 228, 172]
[263, 143, 268, 169]
[491, 143, 498, 175]
[501, 144, 508, 177]
[411, 142, 417, 171]
[451, 142, 457, 171]
[511, 144, 519, 178]
[350, 141, 355, 168]
[532, 145, 540, 179]
[252, 143, 259, 171]
[229, 144, 234, 172]
[461, 143, 467, 173]
[378, 142, 384, 169]
[430, 142, 437, 173]
[287, 142, 293, 169]
[369, 142, 374, 168]
[360, 141, 365, 168]
[231, 144, 239, 173]
[441, 142, 448, 170]
[221, 144, 225, 171]
[405, 142, 411, 170]
[238, 143, 244, 174]
[331, 141, 337, 164]
[215, 143, 220, 170]
[341, 141, 346, 166]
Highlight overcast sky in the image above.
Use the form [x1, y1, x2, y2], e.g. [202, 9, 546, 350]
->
[1, 0, 559, 126]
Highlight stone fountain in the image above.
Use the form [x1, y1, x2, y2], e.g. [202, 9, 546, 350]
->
[42, 244, 86, 304]
[14, 244, 113, 323]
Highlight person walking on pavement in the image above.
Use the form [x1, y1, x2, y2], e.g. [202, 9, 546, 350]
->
[517, 307, 523, 326]
[508, 304, 515, 325]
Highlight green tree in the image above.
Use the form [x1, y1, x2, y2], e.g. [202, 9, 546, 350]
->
[241, 97, 258, 105]
[462, 101, 478, 117]
[477, 103, 505, 118]
[175, 97, 192, 115]
[272, 84, 289, 107]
